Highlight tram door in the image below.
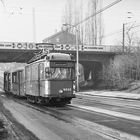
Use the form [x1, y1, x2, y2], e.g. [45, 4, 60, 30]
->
[38, 63, 44, 96]
[18, 70, 25, 96]
[4, 72, 11, 92]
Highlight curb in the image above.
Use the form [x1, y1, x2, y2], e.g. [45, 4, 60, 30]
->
[73, 117, 140, 140]
[76, 92, 140, 100]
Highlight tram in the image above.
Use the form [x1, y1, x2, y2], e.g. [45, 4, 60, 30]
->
[4, 51, 76, 105]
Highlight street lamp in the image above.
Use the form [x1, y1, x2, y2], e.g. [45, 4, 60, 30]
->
[122, 23, 125, 52]
[63, 23, 79, 92]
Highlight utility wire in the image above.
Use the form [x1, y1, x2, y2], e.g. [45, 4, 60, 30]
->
[0, 0, 7, 11]
[102, 23, 140, 38]
[67, 0, 122, 28]
[0, 0, 5, 8]
[102, 30, 122, 38]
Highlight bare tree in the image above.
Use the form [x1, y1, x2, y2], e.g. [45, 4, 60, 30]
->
[62, 0, 73, 32]
[125, 23, 136, 52]
[119, 23, 140, 52]
[62, 0, 104, 45]
[84, 0, 104, 45]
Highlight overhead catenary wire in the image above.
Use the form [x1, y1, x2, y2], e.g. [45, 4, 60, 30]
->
[66, 0, 122, 28]
[0, 0, 6, 9]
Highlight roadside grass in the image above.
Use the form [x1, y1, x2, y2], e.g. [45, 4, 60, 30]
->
[0, 118, 8, 139]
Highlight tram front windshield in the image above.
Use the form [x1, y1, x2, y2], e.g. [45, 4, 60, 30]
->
[45, 67, 74, 80]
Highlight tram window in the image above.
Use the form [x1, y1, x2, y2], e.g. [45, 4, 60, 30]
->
[45, 67, 51, 79]
[45, 67, 74, 80]
[6, 75, 8, 81]
[12, 73, 17, 83]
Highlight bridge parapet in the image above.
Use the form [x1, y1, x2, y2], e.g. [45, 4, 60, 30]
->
[52, 44, 122, 52]
[0, 42, 122, 63]
[0, 42, 37, 50]
[0, 42, 120, 52]
[37, 43, 124, 53]
[1, 42, 139, 53]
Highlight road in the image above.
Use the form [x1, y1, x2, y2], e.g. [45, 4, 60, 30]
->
[0, 91, 140, 140]
[72, 94, 140, 136]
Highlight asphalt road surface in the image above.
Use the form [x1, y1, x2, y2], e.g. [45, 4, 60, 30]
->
[1, 91, 140, 140]
[0, 92, 112, 140]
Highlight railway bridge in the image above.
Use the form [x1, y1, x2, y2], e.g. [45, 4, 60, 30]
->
[0, 42, 121, 88]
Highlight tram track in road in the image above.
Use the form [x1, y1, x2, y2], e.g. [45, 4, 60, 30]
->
[76, 93, 140, 108]
[74, 94, 140, 116]
[4, 95, 140, 140]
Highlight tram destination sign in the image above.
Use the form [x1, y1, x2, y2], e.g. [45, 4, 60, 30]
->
[0, 42, 36, 50]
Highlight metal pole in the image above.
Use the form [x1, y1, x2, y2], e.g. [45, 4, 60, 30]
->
[32, 7, 36, 42]
[76, 29, 79, 92]
[122, 23, 125, 52]
[62, 23, 79, 92]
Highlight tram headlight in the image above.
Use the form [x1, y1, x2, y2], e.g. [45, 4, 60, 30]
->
[59, 89, 63, 94]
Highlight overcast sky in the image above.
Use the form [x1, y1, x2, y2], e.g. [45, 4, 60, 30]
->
[103, 0, 140, 45]
[0, 0, 66, 43]
[0, 0, 140, 45]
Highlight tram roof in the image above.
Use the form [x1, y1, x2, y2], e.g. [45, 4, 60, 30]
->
[47, 53, 72, 61]
[28, 52, 73, 64]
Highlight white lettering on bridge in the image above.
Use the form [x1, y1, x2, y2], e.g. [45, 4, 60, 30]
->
[0, 42, 36, 50]
[0, 42, 120, 52]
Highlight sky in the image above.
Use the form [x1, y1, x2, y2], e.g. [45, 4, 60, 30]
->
[0, 0, 66, 43]
[0, 0, 140, 45]
[102, 0, 140, 45]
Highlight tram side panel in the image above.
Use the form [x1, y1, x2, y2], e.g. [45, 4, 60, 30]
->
[38, 62, 47, 97]
[25, 65, 31, 95]
[19, 70, 26, 97]
[25, 65, 32, 96]
[25, 63, 40, 97]
[31, 63, 39, 96]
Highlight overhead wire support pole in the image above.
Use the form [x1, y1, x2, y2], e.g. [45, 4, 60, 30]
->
[75, 29, 79, 92]
[32, 7, 36, 43]
[122, 23, 125, 52]
[63, 23, 79, 92]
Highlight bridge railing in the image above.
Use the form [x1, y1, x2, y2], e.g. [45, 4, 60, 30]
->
[52, 44, 140, 53]
[0, 42, 37, 50]
[52, 44, 123, 53]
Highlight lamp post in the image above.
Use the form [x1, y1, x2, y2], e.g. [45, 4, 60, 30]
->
[122, 23, 125, 52]
[63, 23, 79, 92]
[32, 7, 36, 43]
